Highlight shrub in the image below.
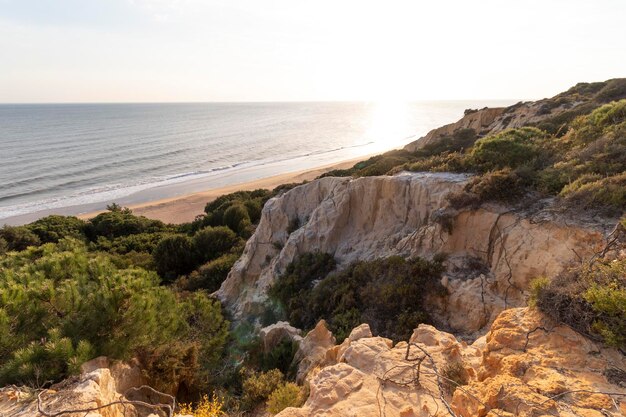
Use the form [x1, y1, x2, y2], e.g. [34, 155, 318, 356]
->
[223, 204, 252, 236]
[88, 206, 167, 239]
[559, 172, 626, 214]
[441, 361, 468, 395]
[94, 232, 169, 254]
[179, 394, 224, 417]
[176, 253, 239, 293]
[0, 225, 40, 251]
[469, 127, 546, 171]
[532, 255, 626, 350]
[153, 234, 196, 281]
[241, 368, 284, 410]
[268, 253, 336, 330]
[193, 226, 241, 265]
[0, 328, 93, 387]
[465, 168, 528, 203]
[0, 239, 229, 386]
[272, 254, 446, 342]
[28, 215, 87, 243]
[266, 382, 304, 414]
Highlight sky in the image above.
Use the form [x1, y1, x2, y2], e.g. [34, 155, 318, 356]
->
[0, 0, 625, 103]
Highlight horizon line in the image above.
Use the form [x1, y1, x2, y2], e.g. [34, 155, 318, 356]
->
[0, 98, 527, 106]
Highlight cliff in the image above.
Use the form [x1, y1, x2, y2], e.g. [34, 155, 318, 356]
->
[217, 172, 605, 335]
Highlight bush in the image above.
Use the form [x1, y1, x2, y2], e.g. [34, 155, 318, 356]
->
[93, 232, 169, 254]
[268, 253, 336, 329]
[179, 394, 224, 417]
[0, 239, 229, 386]
[176, 253, 239, 293]
[271, 254, 446, 342]
[193, 226, 241, 265]
[266, 382, 304, 414]
[0, 225, 41, 251]
[28, 215, 87, 243]
[153, 234, 196, 281]
[222, 204, 252, 236]
[241, 368, 284, 410]
[469, 127, 546, 171]
[559, 172, 626, 214]
[441, 361, 468, 395]
[465, 168, 528, 203]
[88, 206, 167, 239]
[532, 255, 626, 350]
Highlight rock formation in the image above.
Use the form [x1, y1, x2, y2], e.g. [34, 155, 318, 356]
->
[404, 107, 505, 152]
[404, 78, 626, 152]
[217, 172, 605, 334]
[277, 308, 626, 417]
[0, 357, 163, 417]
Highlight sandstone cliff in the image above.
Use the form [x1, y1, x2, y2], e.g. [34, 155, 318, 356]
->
[217, 172, 605, 335]
[277, 308, 626, 417]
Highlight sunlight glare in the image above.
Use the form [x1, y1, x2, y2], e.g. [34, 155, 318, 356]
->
[365, 101, 413, 152]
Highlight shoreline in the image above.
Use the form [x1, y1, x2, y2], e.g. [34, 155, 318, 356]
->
[77, 155, 368, 224]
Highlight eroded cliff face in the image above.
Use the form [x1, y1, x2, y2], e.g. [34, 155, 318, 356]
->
[216, 172, 604, 334]
[277, 308, 626, 417]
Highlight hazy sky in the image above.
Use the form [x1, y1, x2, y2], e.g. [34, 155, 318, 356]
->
[1, 0, 625, 103]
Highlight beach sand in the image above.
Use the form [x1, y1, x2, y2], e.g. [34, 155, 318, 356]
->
[78, 156, 366, 224]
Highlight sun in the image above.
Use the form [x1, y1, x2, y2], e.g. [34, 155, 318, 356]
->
[366, 101, 411, 152]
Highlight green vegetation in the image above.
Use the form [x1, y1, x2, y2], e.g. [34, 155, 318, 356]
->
[0, 187, 301, 411]
[0, 239, 228, 387]
[320, 91, 626, 215]
[266, 382, 305, 414]
[531, 253, 626, 350]
[271, 254, 446, 342]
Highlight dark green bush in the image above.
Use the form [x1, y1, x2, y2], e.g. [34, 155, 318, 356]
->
[93, 231, 170, 254]
[28, 215, 87, 243]
[193, 226, 241, 264]
[153, 234, 196, 281]
[222, 204, 252, 236]
[0, 225, 41, 251]
[176, 253, 239, 293]
[271, 254, 446, 342]
[88, 206, 168, 239]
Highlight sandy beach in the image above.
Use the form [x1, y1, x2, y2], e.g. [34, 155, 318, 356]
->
[78, 155, 366, 224]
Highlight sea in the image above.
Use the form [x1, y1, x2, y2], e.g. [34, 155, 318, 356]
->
[0, 101, 514, 225]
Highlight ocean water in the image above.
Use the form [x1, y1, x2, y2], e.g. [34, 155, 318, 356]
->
[0, 101, 513, 224]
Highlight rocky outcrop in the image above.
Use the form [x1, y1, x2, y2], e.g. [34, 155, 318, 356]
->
[260, 321, 303, 352]
[0, 358, 158, 417]
[277, 308, 626, 417]
[216, 172, 604, 334]
[404, 78, 626, 152]
[404, 107, 505, 152]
